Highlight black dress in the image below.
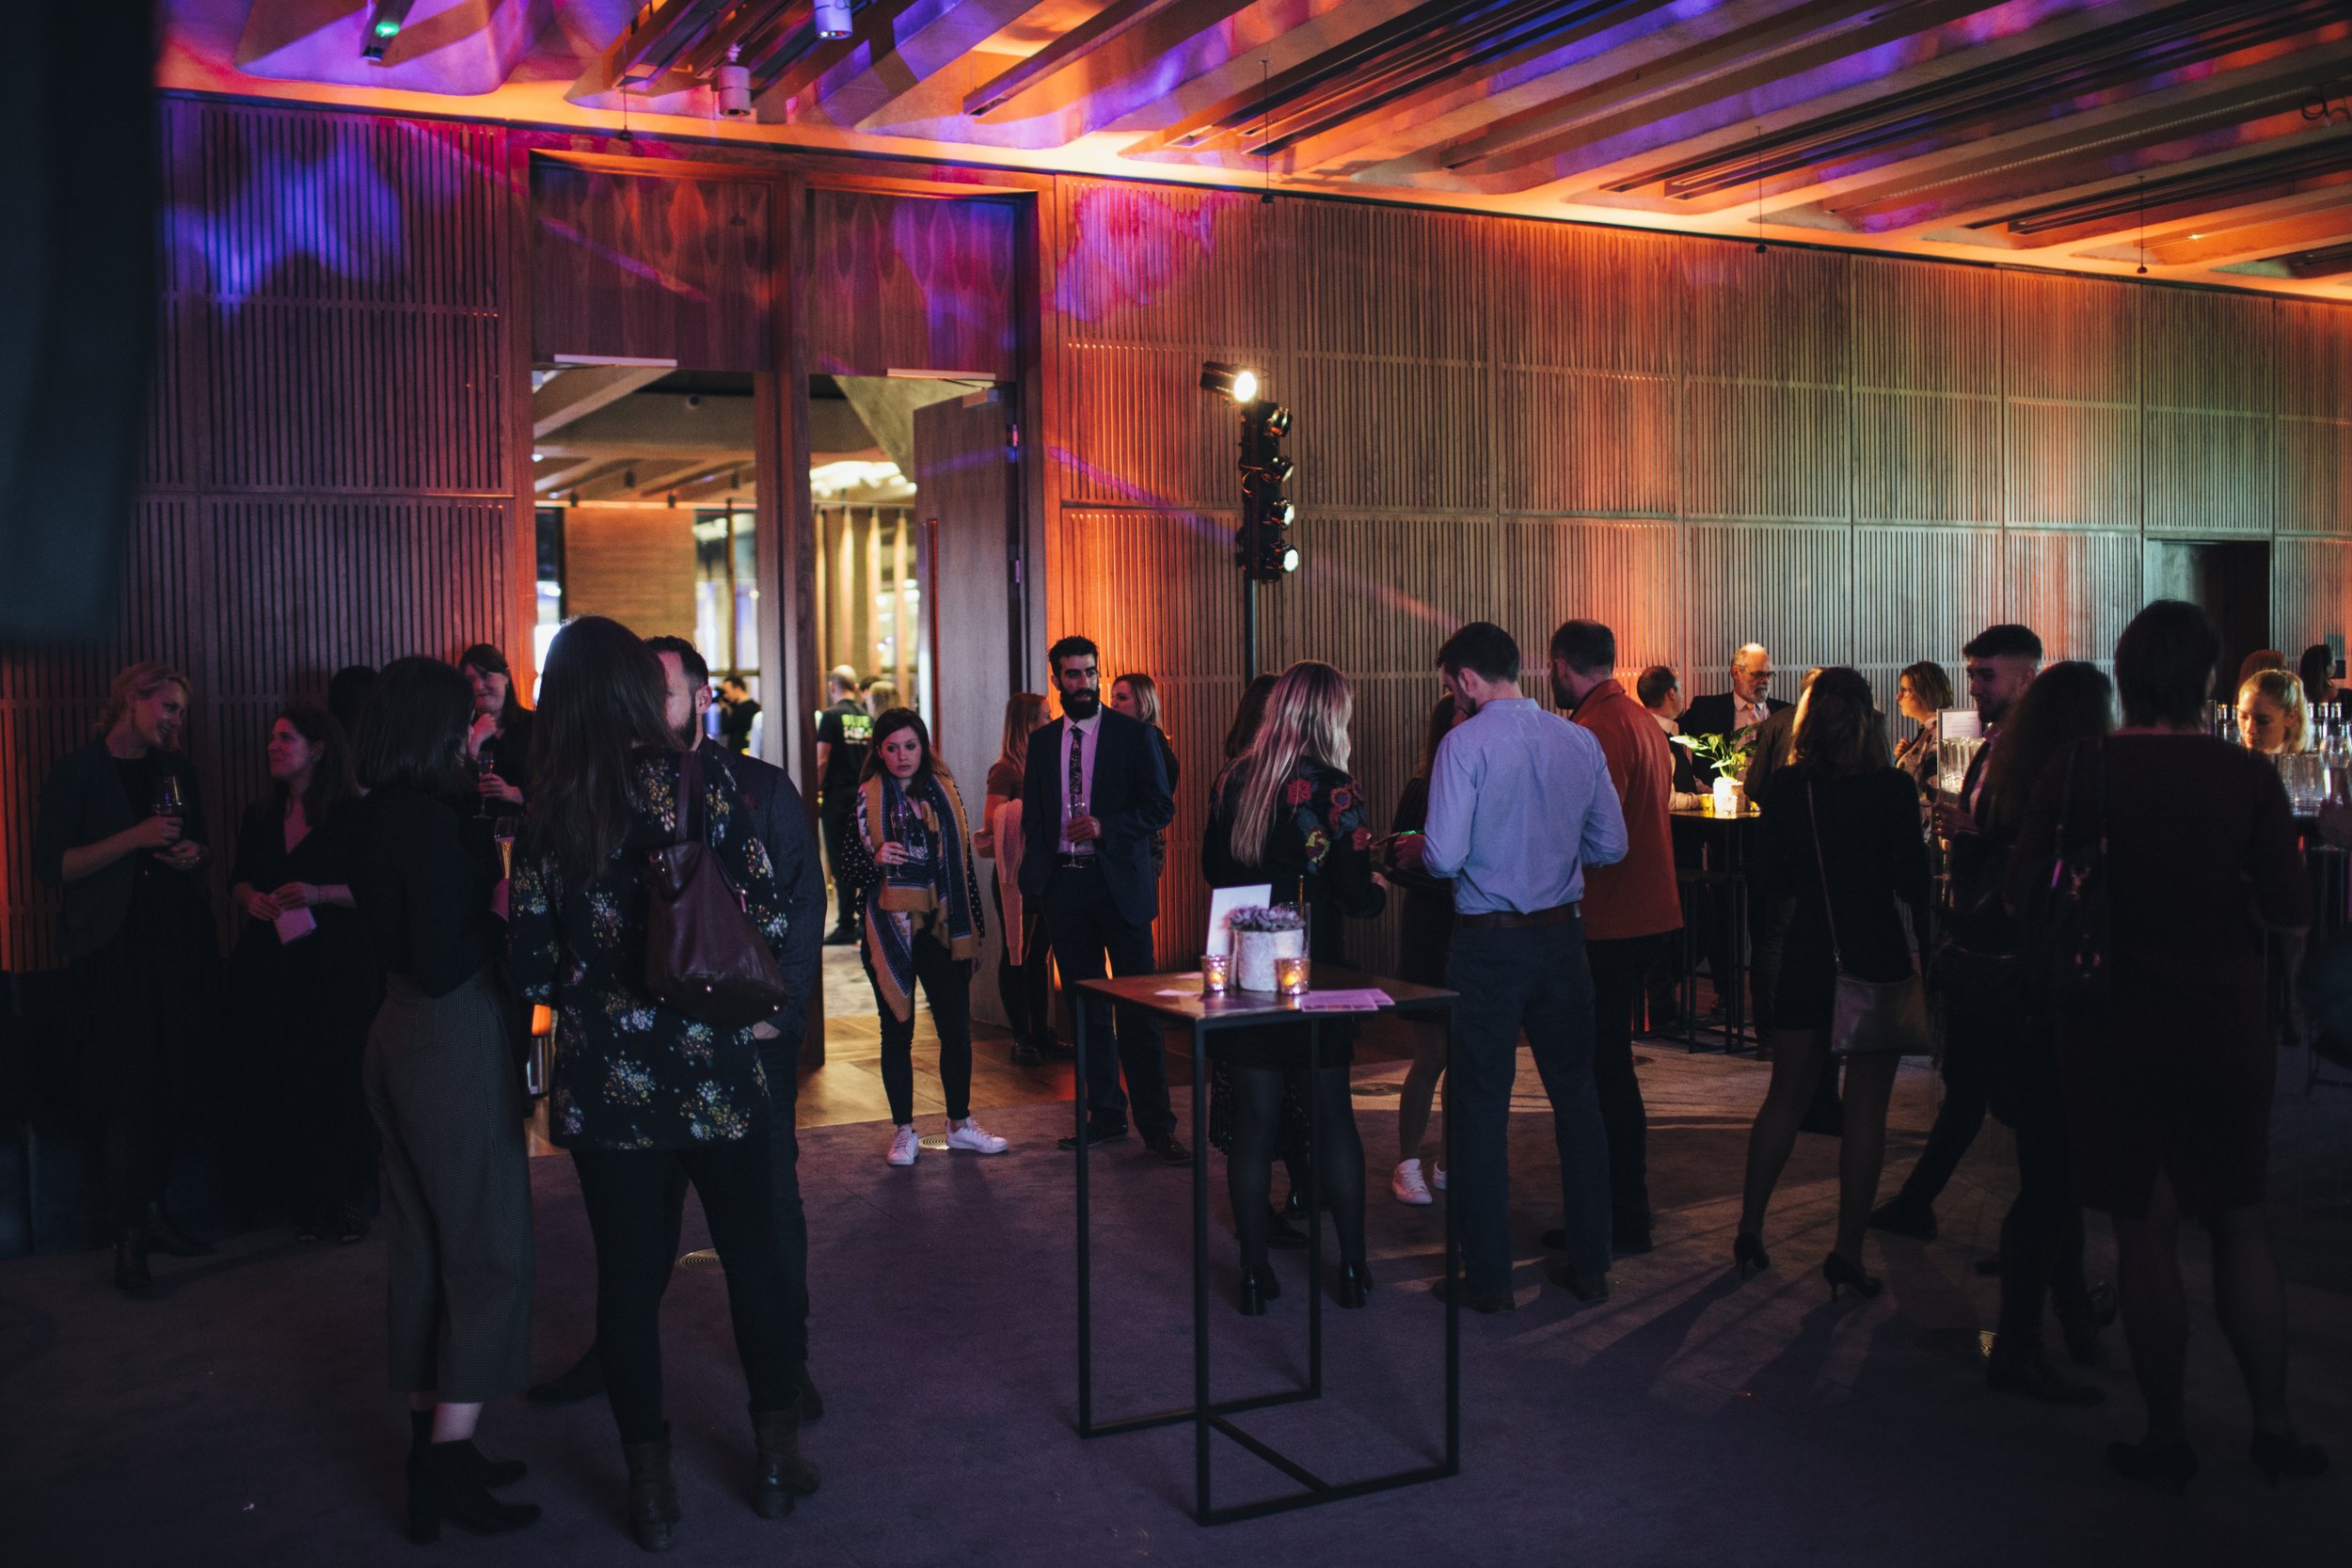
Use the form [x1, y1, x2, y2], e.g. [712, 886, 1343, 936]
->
[227, 800, 383, 1223]
[1387, 775, 1454, 989]
[1200, 759, 1387, 1069]
[1752, 767, 1931, 1032]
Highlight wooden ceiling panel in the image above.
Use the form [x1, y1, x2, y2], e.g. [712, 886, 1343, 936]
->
[161, 0, 2352, 300]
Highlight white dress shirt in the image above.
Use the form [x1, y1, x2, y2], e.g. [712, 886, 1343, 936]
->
[1057, 711, 1102, 855]
[1734, 695, 1772, 733]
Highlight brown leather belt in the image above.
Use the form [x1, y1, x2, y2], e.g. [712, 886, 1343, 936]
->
[1455, 902, 1580, 929]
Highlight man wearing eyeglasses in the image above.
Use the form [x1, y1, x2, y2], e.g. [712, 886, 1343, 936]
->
[1679, 643, 1788, 748]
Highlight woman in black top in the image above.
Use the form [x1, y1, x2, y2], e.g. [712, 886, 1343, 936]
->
[1201, 661, 1386, 1314]
[1734, 669, 1931, 1301]
[1385, 695, 1460, 1207]
[227, 704, 380, 1243]
[459, 641, 532, 814]
[346, 658, 538, 1544]
[30, 661, 216, 1294]
[1951, 662, 2116, 1403]
[1111, 672, 1179, 874]
[509, 617, 815, 1551]
[978, 692, 1054, 1062]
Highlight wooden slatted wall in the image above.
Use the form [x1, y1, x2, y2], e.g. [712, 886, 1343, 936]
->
[1042, 178, 2352, 973]
[0, 101, 514, 970]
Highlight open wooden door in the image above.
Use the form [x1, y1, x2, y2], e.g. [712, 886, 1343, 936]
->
[913, 389, 1023, 1026]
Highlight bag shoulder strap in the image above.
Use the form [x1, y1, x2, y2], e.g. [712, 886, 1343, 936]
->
[675, 747, 704, 848]
[1804, 779, 1847, 971]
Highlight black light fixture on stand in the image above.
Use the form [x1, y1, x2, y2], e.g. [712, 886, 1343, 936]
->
[1200, 359, 1297, 681]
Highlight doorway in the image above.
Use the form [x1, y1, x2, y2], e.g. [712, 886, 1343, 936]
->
[2146, 539, 2271, 699]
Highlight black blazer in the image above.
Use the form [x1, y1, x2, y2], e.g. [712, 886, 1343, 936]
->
[1018, 707, 1174, 928]
[700, 739, 825, 1031]
[33, 739, 210, 958]
[1680, 690, 1789, 741]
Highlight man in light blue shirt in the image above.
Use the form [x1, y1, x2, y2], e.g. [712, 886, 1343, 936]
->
[1395, 622, 1627, 1311]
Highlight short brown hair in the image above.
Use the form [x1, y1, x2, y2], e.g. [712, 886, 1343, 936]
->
[1898, 660, 1952, 709]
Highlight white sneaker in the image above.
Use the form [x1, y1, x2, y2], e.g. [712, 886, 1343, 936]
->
[1432, 1163, 1447, 1191]
[946, 1118, 1009, 1155]
[887, 1125, 920, 1166]
[1391, 1159, 1434, 1206]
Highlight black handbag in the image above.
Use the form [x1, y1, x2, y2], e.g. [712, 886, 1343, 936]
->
[2037, 740, 2112, 1011]
[1928, 888, 2035, 1020]
[643, 750, 791, 1028]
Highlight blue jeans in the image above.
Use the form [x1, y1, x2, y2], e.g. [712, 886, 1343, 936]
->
[1445, 919, 1611, 1286]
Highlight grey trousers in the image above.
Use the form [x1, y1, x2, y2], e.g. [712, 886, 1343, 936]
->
[363, 969, 534, 1402]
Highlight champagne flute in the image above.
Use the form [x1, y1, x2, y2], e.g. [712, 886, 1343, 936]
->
[492, 815, 519, 881]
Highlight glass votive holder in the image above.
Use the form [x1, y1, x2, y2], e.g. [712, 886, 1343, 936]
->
[1273, 954, 1309, 997]
[1200, 952, 1231, 995]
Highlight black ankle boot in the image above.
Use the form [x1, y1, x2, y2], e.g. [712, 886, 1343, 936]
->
[1237, 1261, 1282, 1316]
[750, 1402, 821, 1518]
[409, 1412, 527, 1488]
[113, 1227, 151, 1295]
[1337, 1259, 1373, 1309]
[407, 1439, 540, 1543]
[622, 1424, 680, 1550]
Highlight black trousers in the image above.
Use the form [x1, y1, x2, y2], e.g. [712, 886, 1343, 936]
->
[1990, 1026, 2089, 1359]
[1588, 932, 1669, 1240]
[636, 1034, 811, 1366]
[1446, 920, 1610, 1285]
[819, 800, 856, 930]
[990, 869, 1055, 1047]
[573, 1132, 798, 1447]
[72, 945, 204, 1232]
[863, 930, 975, 1125]
[1043, 863, 1173, 1139]
[1896, 1011, 1991, 1209]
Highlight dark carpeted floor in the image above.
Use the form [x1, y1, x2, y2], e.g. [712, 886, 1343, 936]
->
[4, 1049, 2345, 1567]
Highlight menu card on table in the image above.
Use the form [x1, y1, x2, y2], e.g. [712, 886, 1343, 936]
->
[1298, 989, 1393, 1011]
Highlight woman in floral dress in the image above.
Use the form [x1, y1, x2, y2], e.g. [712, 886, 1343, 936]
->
[510, 616, 818, 1551]
[1201, 660, 1387, 1314]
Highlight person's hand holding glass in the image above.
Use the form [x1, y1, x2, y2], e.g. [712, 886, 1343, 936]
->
[150, 773, 203, 871]
[1064, 788, 1099, 846]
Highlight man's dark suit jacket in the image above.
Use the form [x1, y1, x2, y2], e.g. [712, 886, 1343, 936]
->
[1679, 690, 1790, 742]
[1018, 707, 1175, 929]
[701, 738, 825, 1031]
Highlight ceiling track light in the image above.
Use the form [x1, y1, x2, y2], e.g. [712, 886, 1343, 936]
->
[360, 0, 417, 64]
[815, 1, 855, 40]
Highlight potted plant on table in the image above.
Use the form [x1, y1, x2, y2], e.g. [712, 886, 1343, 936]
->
[1226, 905, 1308, 993]
[1673, 725, 1760, 816]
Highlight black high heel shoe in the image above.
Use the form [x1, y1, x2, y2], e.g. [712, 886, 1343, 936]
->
[407, 1440, 541, 1544]
[1821, 1252, 1883, 1301]
[1732, 1232, 1770, 1281]
[1337, 1260, 1372, 1309]
[2249, 1431, 2329, 1484]
[2106, 1438, 2199, 1495]
[1237, 1263, 1281, 1316]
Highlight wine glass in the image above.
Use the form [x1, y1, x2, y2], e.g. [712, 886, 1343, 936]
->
[152, 773, 185, 821]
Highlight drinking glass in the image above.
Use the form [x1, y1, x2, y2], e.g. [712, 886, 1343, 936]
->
[492, 815, 519, 881]
[2282, 752, 2326, 816]
[151, 773, 185, 820]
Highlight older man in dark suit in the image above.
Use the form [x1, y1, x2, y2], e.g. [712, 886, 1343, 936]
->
[1019, 634, 1187, 1164]
[1679, 642, 1791, 747]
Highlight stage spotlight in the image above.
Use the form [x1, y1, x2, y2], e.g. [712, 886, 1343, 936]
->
[816, 1, 854, 40]
[360, 0, 416, 62]
[1200, 360, 1260, 404]
[717, 45, 754, 118]
[1261, 404, 1291, 437]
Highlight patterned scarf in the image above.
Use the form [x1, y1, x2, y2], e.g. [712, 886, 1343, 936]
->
[857, 770, 979, 1022]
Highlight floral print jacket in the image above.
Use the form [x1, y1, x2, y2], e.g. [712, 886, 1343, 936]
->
[510, 747, 789, 1150]
[1201, 758, 1387, 964]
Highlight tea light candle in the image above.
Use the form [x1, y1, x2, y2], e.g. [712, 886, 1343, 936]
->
[1200, 952, 1231, 995]
[1274, 955, 1309, 997]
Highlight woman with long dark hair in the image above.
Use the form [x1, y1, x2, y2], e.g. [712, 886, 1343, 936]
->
[979, 692, 1055, 1064]
[2009, 601, 2326, 1490]
[459, 642, 532, 813]
[346, 658, 537, 1542]
[229, 704, 381, 1243]
[1734, 669, 1931, 1300]
[1386, 694, 1461, 1206]
[510, 617, 818, 1549]
[1962, 662, 2118, 1402]
[836, 707, 1001, 1164]
[1202, 660, 1386, 1313]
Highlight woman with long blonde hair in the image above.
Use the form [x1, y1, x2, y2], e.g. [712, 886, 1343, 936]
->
[2236, 668, 2310, 755]
[1201, 660, 1386, 1314]
[979, 692, 1055, 1064]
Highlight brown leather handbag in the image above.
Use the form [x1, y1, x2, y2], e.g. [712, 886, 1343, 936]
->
[644, 749, 791, 1027]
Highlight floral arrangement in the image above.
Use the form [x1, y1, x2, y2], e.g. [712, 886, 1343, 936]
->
[1227, 905, 1307, 933]
[1673, 724, 1759, 782]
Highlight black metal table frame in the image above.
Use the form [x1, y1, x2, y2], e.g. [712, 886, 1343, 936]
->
[1671, 812, 1754, 1053]
[1072, 969, 1460, 1524]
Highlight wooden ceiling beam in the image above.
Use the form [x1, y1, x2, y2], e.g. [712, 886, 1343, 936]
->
[532, 365, 675, 439]
[963, 0, 1196, 119]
